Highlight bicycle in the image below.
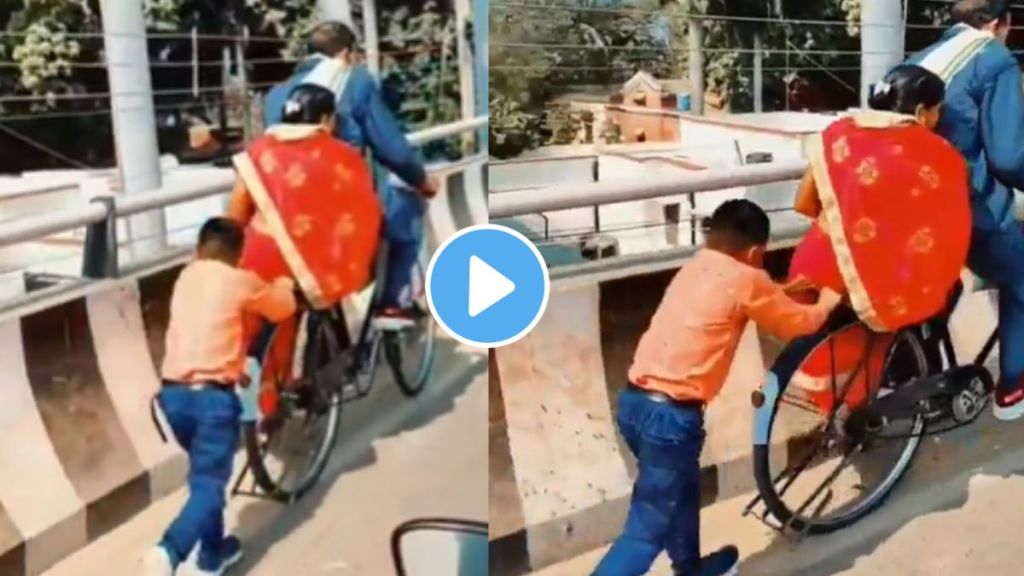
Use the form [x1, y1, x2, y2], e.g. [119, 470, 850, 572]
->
[233, 252, 437, 502]
[743, 278, 998, 536]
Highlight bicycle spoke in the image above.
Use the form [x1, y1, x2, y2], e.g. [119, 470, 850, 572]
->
[791, 443, 860, 521]
[775, 427, 835, 500]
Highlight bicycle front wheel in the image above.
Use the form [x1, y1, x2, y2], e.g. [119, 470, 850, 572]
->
[752, 326, 931, 535]
[243, 312, 343, 501]
[384, 259, 437, 397]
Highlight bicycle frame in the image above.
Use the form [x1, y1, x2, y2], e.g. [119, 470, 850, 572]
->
[747, 281, 1000, 537]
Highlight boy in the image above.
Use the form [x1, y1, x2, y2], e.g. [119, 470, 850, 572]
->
[594, 200, 841, 576]
[143, 217, 296, 576]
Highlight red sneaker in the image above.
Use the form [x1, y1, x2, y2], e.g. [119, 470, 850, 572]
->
[993, 378, 1024, 421]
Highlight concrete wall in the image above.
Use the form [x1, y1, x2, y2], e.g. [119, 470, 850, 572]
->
[606, 106, 680, 143]
[676, 112, 834, 163]
[0, 268, 187, 576]
[489, 156, 597, 192]
[489, 259, 999, 575]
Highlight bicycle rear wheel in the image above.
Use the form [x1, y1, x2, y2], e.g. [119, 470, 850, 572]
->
[753, 326, 931, 535]
[384, 261, 437, 396]
[243, 311, 343, 501]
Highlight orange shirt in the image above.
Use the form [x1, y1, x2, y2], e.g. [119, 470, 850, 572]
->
[162, 259, 296, 384]
[629, 249, 840, 403]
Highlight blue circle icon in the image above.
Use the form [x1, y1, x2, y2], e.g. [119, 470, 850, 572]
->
[426, 224, 550, 348]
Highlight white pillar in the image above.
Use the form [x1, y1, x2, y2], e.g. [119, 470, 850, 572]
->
[316, 0, 354, 27]
[455, 0, 476, 152]
[687, 6, 705, 115]
[99, 0, 166, 258]
[361, 0, 380, 76]
[861, 0, 905, 107]
[473, 0, 488, 150]
[753, 33, 764, 113]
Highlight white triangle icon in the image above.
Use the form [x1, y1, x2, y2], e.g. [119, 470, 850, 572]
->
[468, 255, 516, 318]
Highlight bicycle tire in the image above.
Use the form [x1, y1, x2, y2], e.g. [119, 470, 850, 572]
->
[243, 313, 343, 501]
[384, 320, 437, 397]
[753, 328, 932, 535]
[383, 258, 437, 397]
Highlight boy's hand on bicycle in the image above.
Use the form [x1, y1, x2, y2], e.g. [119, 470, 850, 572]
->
[273, 276, 296, 292]
[782, 275, 818, 296]
[419, 176, 440, 199]
[819, 287, 844, 311]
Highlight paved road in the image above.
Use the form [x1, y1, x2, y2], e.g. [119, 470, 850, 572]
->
[533, 412, 1024, 576]
[45, 337, 488, 576]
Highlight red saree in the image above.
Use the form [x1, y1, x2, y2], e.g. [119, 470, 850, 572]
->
[233, 125, 382, 309]
[787, 112, 971, 412]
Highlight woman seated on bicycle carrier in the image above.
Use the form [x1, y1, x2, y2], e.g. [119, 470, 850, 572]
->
[779, 65, 972, 412]
[226, 83, 382, 308]
[594, 200, 842, 576]
[225, 84, 382, 410]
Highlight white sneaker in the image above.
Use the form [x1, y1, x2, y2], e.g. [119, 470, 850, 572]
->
[141, 546, 174, 576]
[197, 535, 244, 575]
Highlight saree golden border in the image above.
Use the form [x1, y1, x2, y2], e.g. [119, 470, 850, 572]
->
[804, 132, 885, 332]
[232, 151, 329, 309]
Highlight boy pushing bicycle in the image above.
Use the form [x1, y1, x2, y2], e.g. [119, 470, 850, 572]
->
[144, 218, 296, 576]
[594, 200, 841, 576]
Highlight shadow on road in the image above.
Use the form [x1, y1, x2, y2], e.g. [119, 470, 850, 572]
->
[739, 410, 1024, 575]
[225, 338, 486, 574]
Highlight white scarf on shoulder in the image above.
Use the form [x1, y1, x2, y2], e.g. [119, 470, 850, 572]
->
[917, 24, 994, 83]
[303, 55, 353, 99]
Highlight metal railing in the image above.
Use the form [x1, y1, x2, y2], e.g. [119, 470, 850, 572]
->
[0, 116, 487, 290]
[489, 159, 811, 286]
[488, 159, 807, 218]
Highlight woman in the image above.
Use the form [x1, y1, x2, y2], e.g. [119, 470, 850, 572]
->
[226, 84, 381, 416]
[784, 65, 972, 412]
[227, 83, 381, 307]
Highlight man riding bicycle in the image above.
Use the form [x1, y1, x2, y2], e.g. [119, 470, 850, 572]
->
[905, 0, 1024, 420]
[263, 21, 438, 330]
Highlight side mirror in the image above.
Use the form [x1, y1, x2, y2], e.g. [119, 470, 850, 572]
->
[391, 518, 488, 576]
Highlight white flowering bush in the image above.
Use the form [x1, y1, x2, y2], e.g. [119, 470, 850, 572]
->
[0, 0, 462, 168]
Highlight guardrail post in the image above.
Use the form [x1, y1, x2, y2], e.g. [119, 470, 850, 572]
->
[82, 196, 118, 279]
[688, 192, 697, 245]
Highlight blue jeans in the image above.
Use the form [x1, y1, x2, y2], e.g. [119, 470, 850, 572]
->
[595, 388, 706, 576]
[967, 223, 1024, 391]
[156, 385, 240, 570]
[379, 182, 424, 309]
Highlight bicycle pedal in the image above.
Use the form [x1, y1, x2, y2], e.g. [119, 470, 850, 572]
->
[341, 383, 361, 402]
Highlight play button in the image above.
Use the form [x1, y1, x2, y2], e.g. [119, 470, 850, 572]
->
[426, 224, 550, 348]
[468, 256, 515, 317]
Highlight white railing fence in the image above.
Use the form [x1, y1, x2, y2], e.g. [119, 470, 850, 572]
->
[0, 116, 487, 313]
[490, 159, 811, 285]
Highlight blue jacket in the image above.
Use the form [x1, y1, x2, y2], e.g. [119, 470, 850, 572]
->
[907, 27, 1024, 231]
[263, 58, 427, 190]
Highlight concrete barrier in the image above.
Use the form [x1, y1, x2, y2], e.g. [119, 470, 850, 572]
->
[0, 267, 187, 575]
[489, 259, 999, 575]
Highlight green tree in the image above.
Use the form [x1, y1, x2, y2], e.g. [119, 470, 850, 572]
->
[489, 92, 543, 159]
[0, 0, 463, 171]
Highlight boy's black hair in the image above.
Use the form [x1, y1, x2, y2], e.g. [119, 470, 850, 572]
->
[952, 0, 1011, 28]
[198, 217, 244, 260]
[309, 21, 358, 56]
[704, 199, 771, 248]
